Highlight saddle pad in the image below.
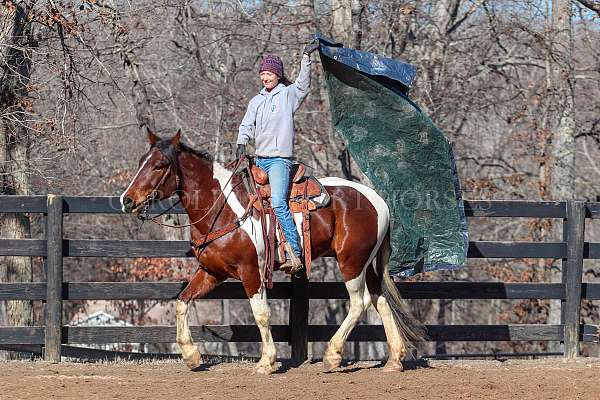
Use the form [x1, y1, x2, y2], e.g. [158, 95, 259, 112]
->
[257, 176, 330, 210]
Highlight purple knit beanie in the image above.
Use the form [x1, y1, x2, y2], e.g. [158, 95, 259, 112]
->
[259, 54, 284, 78]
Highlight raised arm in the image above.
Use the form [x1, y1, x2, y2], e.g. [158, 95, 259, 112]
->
[288, 40, 319, 111]
[288, 55, 312, 111]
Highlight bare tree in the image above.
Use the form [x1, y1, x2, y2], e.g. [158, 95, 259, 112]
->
[0, 1, 34, 352]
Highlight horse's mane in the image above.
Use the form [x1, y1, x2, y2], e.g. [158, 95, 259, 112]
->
[180, 142, 214, 162]
[156, 138, 213, 162]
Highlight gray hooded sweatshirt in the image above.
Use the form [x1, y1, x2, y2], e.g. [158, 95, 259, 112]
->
[237, 55, 311, 158]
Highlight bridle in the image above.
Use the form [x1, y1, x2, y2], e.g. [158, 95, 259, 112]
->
[135, 158, 181, 219]
[134, 145, 257, 248]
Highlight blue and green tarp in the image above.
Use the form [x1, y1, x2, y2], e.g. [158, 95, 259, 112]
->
[316, 33, 468, 277]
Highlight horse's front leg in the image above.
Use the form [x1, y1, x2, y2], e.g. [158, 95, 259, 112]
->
[176, 300, 200, 369]
[249, 288, 277, 374]
[241, 264, 277, 375]
[177, 268, 222, 370]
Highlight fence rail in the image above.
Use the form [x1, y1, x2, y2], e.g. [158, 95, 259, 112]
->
[0, 195, 599, 363]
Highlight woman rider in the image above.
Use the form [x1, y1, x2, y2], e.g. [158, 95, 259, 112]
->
[236, 40, 320, 275]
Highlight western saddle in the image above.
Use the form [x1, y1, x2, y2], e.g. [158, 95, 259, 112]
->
[244, 159, 330, 288]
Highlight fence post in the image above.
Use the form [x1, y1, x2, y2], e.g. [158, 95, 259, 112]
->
[45, 195, 63, 362]
[289, 271, 309, 365]
[563, 200, 585, 359]
[560, 213, 568, 328]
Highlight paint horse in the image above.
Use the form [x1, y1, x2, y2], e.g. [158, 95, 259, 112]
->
[120, 130, 423, 374]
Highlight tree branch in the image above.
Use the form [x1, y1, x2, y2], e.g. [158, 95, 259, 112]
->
[576, 0, 600, 17]
[447, 0, 486, 35]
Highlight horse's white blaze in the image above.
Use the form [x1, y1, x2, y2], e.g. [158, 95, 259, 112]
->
[119, 153, 152, 211]
[249, 291, 276, 368]
[319, 176, 390, 270]
[212, 162, 265, 267]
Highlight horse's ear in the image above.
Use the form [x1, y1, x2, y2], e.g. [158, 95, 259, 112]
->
[171, 129, 181, 148]
[147, 127, 159, 146]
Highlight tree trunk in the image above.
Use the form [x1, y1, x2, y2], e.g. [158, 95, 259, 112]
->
[331, 0, 352, 43]
[350, 0, 367, 50]
[547, 0, 576, 352]
[0, 2, 34, 359]
[550, 1, 576, 201]
[420, 0, 453, 110]
[331, 0, 366, 49]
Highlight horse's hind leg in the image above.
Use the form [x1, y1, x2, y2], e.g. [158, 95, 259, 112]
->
[366, 263, 406, 372]
[177, 269, 222, 370]
[323, 270, 367, 371]
[366, 231, 415, 372]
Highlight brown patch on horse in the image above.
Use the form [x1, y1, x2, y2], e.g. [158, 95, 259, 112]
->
[366, 263, 382, 297]
[178, 268, 224, 303]
[323, 186, 379, 282]
[176, 151, 263, 298]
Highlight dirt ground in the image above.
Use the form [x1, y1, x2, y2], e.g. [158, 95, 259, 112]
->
[1, 358, 600, 400]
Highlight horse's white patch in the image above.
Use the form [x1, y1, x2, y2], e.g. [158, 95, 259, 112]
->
[318, 177, 390, 269]
[249, 290, 276, 366]
[293, 211, 304, 248]
[212, 163, 266, 266]
[119, 153, 151, 211]
[326, 270, 367, 355]
[249, 291, 271, 327]
[313, 192, 327, 204]
[213, 162, 311, 263]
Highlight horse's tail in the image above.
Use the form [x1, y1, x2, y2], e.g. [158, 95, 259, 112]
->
[377, 227, 427, 345]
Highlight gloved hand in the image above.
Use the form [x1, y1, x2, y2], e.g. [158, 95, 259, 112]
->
[236, 144, 246, 159]
[303, 39, 319, 56]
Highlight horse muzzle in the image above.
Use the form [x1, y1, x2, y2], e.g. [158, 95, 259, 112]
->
[122, 196, 136, 213]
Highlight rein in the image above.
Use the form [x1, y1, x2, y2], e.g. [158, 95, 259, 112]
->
[138, 153, 256, 248]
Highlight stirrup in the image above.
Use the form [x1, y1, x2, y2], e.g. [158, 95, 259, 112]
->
[280, 259, 304, 275]
[281, 243, 303, 275]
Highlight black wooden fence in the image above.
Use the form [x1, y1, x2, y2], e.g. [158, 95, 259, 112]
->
[1, 195, 599, 363]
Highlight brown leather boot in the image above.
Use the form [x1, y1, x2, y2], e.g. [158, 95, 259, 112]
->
[280, 242, 303, 275]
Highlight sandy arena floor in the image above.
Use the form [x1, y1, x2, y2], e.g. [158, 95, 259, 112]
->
[1, 358, 600, 400]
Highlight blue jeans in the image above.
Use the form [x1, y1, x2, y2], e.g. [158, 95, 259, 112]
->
[255, 157, 302, 258]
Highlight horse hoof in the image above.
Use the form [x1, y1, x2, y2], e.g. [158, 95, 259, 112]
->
[322, 355, 341, 372]
[254, 364, 275, 375]
[383, 361, 403, 372]
[184, 349, 202, 370]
